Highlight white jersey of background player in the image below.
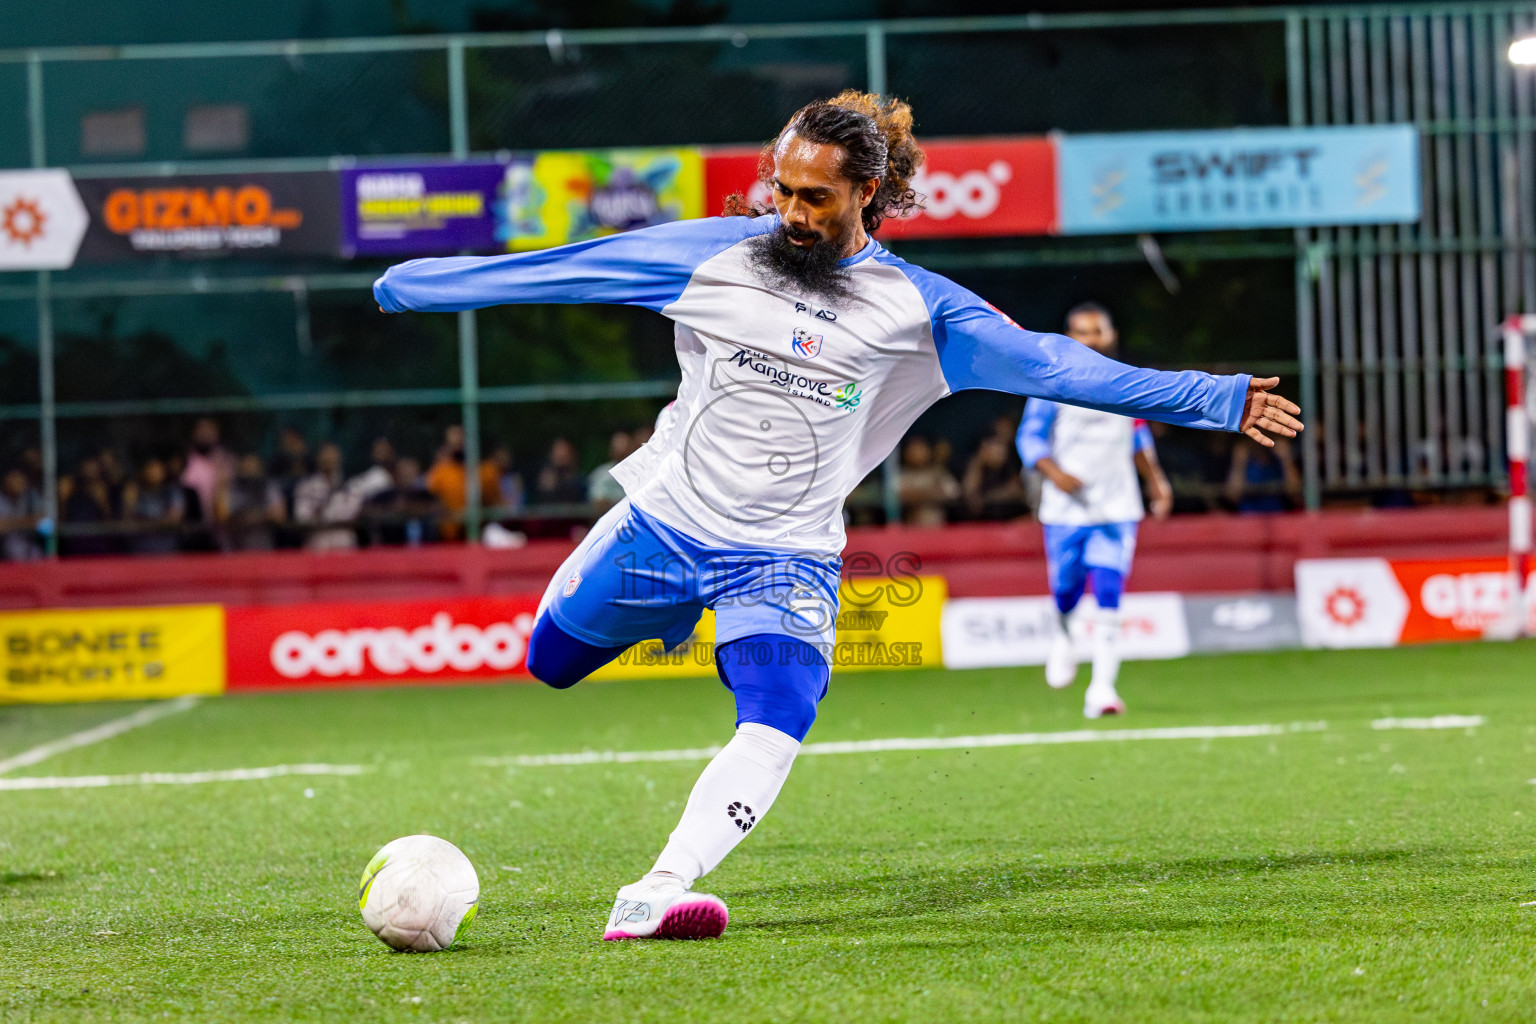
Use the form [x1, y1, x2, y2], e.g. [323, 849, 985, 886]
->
[377, 93, 1302, 942]
[1017, 303, 1174, 718]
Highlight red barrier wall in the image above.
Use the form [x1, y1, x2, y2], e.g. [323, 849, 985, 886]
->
[0, 506, 1507, 610]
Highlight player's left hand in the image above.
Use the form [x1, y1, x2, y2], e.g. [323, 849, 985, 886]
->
[1240, 377, 1303, 448]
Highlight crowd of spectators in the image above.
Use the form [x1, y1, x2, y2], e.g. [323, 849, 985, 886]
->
[0, 416, 661, 560]
[0, 408, 1481, 560]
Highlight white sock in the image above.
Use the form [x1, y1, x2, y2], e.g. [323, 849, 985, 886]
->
[646, 722, 800, 888]
[1088, 608, 1122, 695]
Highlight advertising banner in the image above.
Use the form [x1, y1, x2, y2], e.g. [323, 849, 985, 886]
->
[1182, 593, 1302, 653]
[225, 596, 539, 689]
[75, 171, 341, 261]
[0, 604, 225, 704]
[703, 137, 1057, 239]
[591, 575, 945, 681]
[341, 162, 505, 257]
[1295, 557, 1536, 648]
[0, 169, 89, 271]
[940, 593, 1189, 670]
[1057, 124, 1421, 234]
[501, 148, 704, 252]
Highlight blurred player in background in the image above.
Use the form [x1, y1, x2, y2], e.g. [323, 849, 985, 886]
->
[376, 93, 1300, 942]
[1018, 302, 1174, 718]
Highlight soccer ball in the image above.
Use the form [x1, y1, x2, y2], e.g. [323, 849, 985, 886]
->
[358, 835, 480, 952]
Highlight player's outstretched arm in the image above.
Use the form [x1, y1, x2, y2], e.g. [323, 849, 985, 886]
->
[903, 268, 1305, 439]
[373, 216, 771, 315]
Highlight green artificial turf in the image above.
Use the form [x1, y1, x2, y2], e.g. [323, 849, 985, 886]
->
[2, 642, 1535, 1023]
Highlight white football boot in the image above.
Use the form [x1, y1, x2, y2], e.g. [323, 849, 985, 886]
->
[1044, 611, 1078, 689]
[603, 876, 728, 941]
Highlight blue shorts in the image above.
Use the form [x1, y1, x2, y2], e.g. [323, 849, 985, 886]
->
[536, 499, 842, 654]
[1042, 522, 1138, 593]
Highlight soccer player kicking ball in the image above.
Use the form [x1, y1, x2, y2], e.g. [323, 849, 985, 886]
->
[1017, 302, 1174, 719]
[374, 91, 1302, 942]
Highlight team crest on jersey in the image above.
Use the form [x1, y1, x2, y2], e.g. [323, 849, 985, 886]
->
[563, 570, 582, 597]
[791, 327, 823, 360]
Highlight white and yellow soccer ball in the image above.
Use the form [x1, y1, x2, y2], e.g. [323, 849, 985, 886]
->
[358, 835, 479, 952]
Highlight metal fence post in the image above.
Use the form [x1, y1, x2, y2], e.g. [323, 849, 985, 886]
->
[448, 38, 469, 158]
[447, 40, 483, 542]
[866, 22, 887, 95]
[26, 52, 59, 555]
[1287, 14, 1323, 510]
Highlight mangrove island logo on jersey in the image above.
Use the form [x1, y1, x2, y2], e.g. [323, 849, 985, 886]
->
[727, 348, 860, 411]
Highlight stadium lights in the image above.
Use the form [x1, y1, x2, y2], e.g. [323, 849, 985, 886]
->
[1511, 35, 1536, 65]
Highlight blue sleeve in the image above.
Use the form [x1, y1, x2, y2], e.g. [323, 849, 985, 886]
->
[888, 261, 1252, 432]
[1133, 421, 1155, 455]
[374, 215, 774, 315]
[1017, 400, 1057, 468]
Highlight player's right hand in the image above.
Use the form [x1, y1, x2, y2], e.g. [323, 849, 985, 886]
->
[1052, 471, 1084, 495]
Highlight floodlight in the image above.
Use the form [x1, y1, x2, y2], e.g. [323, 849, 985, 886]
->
[1510, 35, 1536, 65]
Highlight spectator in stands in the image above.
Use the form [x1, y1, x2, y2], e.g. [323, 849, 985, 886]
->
[97, 446, 128, 515]
[121, 456, 185, 556]
[181, 418, 234, 525]
[0, 466, 43, 561]
[60, 455, 118, 556]
[587, 430, 632, 510]
[294, 442, 360, 551]
[347, 437, 398, 505]
[1224, 435, 1302, 513]
[18, 447, 43, 490]
[426, 425, 500, 541]
[897, 435, 960, 528]
[488, 444, 525, 513]
[269, 426, 311, 548]
[961, 433, 1027, 521]
[534, 436, 587, 506]
[223, 453, 286, 551]
[360, 456, 441, 546]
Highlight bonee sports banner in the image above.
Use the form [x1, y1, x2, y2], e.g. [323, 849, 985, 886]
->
[1295, 557, 1536, 648]
[0, 604, 225, 704]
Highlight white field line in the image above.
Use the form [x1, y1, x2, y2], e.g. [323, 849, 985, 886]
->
[0, 696, 200, 776]
[1371, 715, 1486, 730]
[0, 763, 367, 791]
[477, 721, 1332, 768]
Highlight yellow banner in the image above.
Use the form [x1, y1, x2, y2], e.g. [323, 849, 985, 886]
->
[503, 147, 705, 252]
[588, 576, 946, 681]
[0, 604, 226, 704]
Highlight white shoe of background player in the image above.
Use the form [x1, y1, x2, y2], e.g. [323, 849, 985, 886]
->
[1083, 682, 1126, 719]
[1044, 621, 1077, 689]
[603, 876, 729, 941]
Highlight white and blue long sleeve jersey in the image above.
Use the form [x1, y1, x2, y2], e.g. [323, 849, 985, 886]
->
[1018, 399, 1156, 526]
[375, 215, 1249, 555]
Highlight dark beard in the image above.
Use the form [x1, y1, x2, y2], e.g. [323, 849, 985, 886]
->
[745, 223, 853, 302]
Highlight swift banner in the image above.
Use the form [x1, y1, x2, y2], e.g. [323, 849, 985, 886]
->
[75, 171, 341, 260]
[0, 604, 225, 704]
[225, 596, 540, 689]
[703, 137, 1057, 239]
[501, 148, 705, 252]
[341, 162, 504, 257]
[1056, 124, 1421, 234]
[0, 169, 89, 271]
[1295, 557, 1536, 648]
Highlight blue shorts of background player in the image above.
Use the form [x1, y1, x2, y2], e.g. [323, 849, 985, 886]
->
[1043, 521, 1137, 613]
[524, 498, 840, 742]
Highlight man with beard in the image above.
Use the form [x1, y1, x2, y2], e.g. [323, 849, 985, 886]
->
[374, 91, 1303, 941]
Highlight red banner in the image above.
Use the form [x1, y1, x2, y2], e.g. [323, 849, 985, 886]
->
[1295, 556, 1535, 648]
[703, 136, 1058, 239]
[226, 596, 540, 689]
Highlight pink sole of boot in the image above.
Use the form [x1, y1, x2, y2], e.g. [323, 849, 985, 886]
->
[604, 897, 728, 941]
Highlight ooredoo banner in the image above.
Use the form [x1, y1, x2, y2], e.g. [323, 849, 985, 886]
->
[1295, 557, 1536, 648]
[75, 171, 341, 261]
[0, 604, 225, 704]
[225, 596, 539, 689]
[703, 137, 1057, 239]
